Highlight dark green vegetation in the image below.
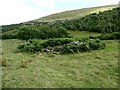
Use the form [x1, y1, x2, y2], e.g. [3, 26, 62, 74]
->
[2, 23, 23, 32]
[90, 32, 120, 40]
[17, 26, 70, 40]
[60, 7, 119, 33]
[1, 5, 119, 88]
[18, 38, 105, 53]
[1, 30, 17, 39]
[1, 7, 120, 40]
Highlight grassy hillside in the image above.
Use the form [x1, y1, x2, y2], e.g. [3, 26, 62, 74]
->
[2, 31, 118, 88]
[1, 5, 119, 88]
[34, 5, 117, 22]
[1, 6, 119, 40]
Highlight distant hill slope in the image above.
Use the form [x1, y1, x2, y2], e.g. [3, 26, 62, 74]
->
[1, 5, 118, 33]
[1, 6, 119, 39]
[34, 5, 118, 22]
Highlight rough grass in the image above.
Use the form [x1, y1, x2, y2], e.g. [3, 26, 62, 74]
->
[2, 37, 118, 88]
[34, 5, 117, 22]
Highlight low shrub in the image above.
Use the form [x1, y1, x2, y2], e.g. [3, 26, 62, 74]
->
[18, 39, 43, 53]
[89, 32, 120, 40]
[18, 38, 74, 53]
[88, 39, 105, 50]
[18, 38, 105, 54]
[63, 41, 89, 53]
[62, 39, 105, 53]
[2, 34, 17, 39]
[41, 38, 75, 48]
[17, 26, 71, 40]
[1, 30, 17, 39]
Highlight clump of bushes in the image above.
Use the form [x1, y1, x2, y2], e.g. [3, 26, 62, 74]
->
[18, 38, 105, 54]
[89, 32, 120, 40]
[17, 26, 71, 40]
[62, 39, 105, 53]
[41, 38, 75, 48]
[1, 30, 17, 39]
[2, 34, 17, 39]
[18, 39, 43, 53]
[88, 39, 105, 50]
[18, 38, 74, 53]
[63, 41, 89, 53]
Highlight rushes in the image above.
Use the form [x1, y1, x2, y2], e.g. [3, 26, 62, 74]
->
[2, 59, 7, 67]
[21, 61, 27, 68]
[21, 59, 33, 68]
[0, 59, 7, 67]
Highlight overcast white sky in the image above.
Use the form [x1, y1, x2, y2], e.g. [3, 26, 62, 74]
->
[0, 0, 119, 25]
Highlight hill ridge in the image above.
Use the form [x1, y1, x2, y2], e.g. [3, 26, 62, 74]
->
[34, 4, 118, 22]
